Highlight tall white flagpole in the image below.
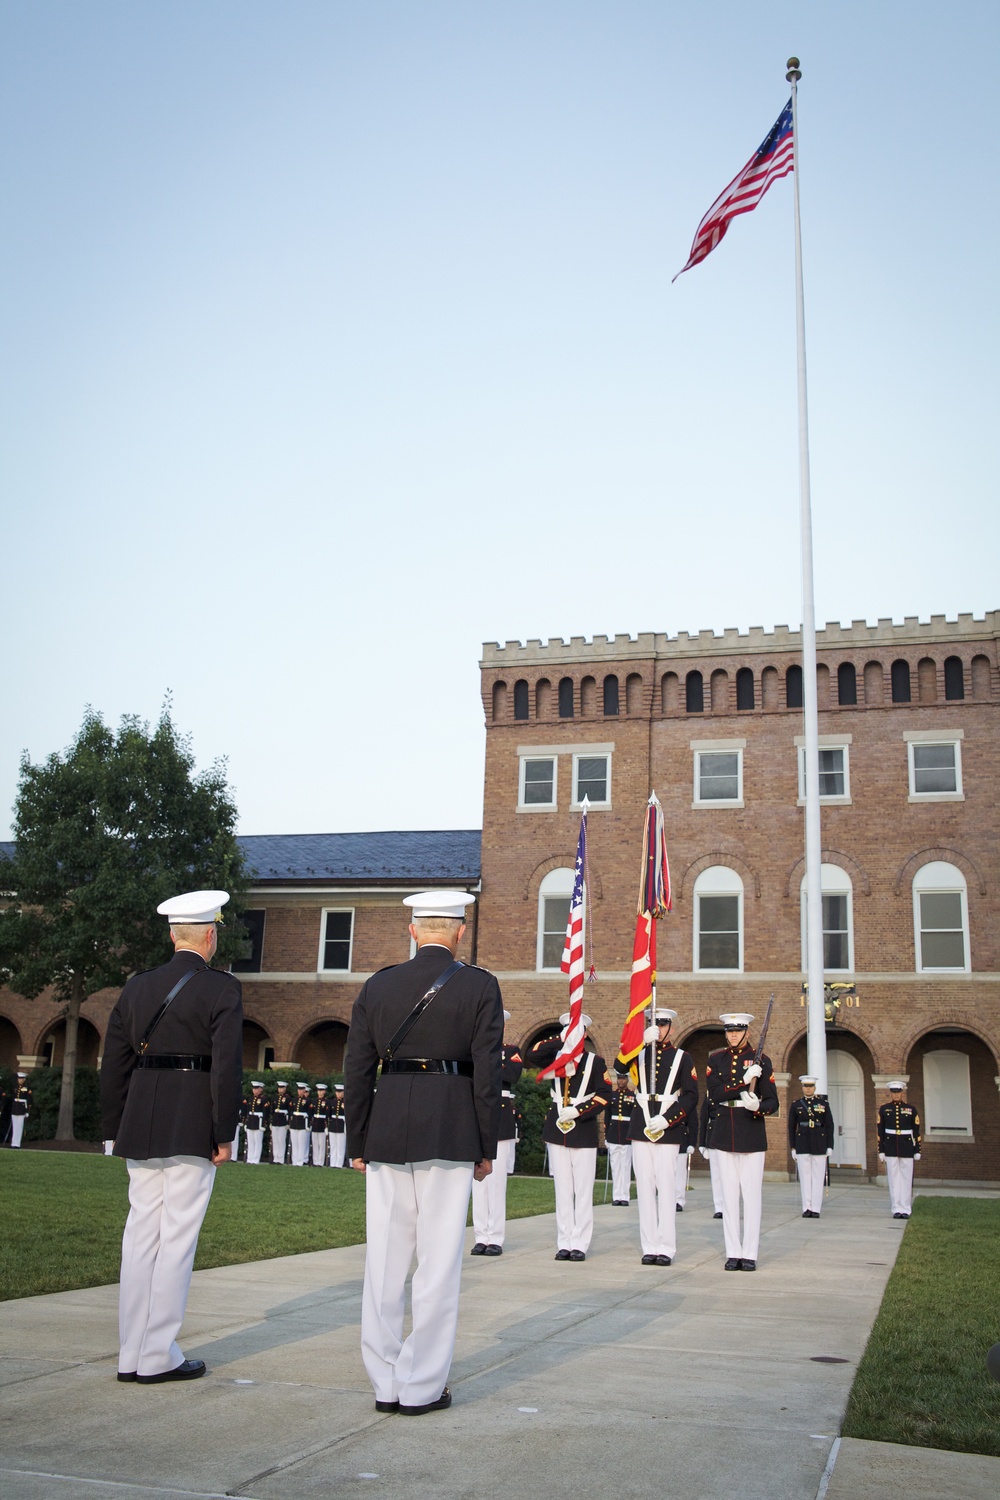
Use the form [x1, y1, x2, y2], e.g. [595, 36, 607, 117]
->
[787, 57, 827, 1095]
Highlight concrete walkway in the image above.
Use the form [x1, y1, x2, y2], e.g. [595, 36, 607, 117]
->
[1, 1180, 997, 1499]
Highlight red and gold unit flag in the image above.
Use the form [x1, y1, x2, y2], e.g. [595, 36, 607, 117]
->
[618, 794, 671, 1066]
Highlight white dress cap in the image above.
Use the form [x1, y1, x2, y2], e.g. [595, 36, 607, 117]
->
[559, 1012, 592, 1028]
[653, 1008, 678, 1023]
[403, 890, 475, 920]
[157, 889, 230, 924]
[720, 1012, 754, 1027]
[17, 1070, 27, 1077]
[297, 1083, 310, 1090]
[250, 1081, 264, 1088]
[887, 1080, 906, 1091]
[334, 1083, 344, 1090]
[276, 1081, 288, 1088]
[799, 1075, 818, 1085]
[316, 1083, 328, 1090]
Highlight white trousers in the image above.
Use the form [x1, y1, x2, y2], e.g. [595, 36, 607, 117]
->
[328, 1133, 347, 1167]
[362, 1158, 474, 1407]
[632, 1141, 680, 1258]
[548, 1142, 596, 1253]
[311, 1131, 328, 1166]
[270, 1126, 288, 1163]
[119, 1155, 215, 1377]
[230, 1124, 241, 1161]
[707, 1149, 725, 1212]
[10, 1115, 25, 1148]
[674, 1148, 690, 1207]
[290, 1129, 310, 1166]
[245, 1128, 264, 1164]
[715, 1150, 766, 1261]
[471, 1137, 515, 1245]
[797, 1154, 827, 1213]
[886, 1156, 914, 1215]
[608, 1143, 632, 1201]
[104, 1139, 115, 1156]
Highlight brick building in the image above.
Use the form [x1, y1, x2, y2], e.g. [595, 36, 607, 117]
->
[2, 610, 998, 1184]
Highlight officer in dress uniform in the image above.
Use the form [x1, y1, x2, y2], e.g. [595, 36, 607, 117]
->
[878, 1081, 921, 1219]
[789, 1076, 834, 1217]
[99, 890, 242, 1383]
[529, 1014, 610, 1262]
[289, 1082, 313, 1165]
[614, 1008, 699, 1266]
[471, 1010, 522, 1255]
[345, 890, 502, 1416]
[311, 1083, 330, 1165]
[603, 1074, 635, 1206]
[698, 1092, 725, 1218]
[705, 1013, 779, 1271]
[10, 1071, 31, 1148]
[270, 1081, 292, 1163]
[242, 1082, 269, 1164]
[328, 1083, 347, 1167]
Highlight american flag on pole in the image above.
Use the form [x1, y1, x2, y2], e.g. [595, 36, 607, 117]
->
[673, 100, 793, 280]
[536, 808, 588, 1081]
[618, 794, 672, 1066]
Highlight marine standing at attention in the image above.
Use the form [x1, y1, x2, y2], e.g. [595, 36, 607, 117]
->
[704, 1012, 779, 1272]
[788, 1076, 834, 1217]
[345, 890, 502, 1416]
[878, 1080, 921, 1219]
[529, 1014, 610, 1262]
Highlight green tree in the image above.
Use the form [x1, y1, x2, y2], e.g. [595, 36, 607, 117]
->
[0, 705, 247, 1140]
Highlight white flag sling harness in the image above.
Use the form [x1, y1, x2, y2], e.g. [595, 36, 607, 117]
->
[637, 1043, 685, 1142]
[551, 1050, 597, 1134]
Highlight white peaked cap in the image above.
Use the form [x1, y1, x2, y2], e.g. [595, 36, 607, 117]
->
[17, 1070, 27, 1077]
[887, 1080, 906, 1090]
[157, 890, 229, 924]
[799, 1075, 818, 1084]
[316, 1083, 328, 1089]
[720, 1013, 754, 1027]
[251, 1081, 264, 1088]
[403, 890, 475, 919]
[559, 1012, 592, 1028]
[276, 1080, 288, 1088]
[653, 1008, 678, 1023]
[297, 1081, 310, 1088]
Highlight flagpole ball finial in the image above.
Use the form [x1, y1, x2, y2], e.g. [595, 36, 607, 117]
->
[786, 57, 801, 81]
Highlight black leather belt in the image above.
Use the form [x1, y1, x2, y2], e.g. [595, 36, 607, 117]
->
[135, 1054, 211, 1071]
[381, 1059, 473, 1077]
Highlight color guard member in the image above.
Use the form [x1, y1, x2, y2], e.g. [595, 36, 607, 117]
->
[788, 1076, 834, 1217]
[242, 1081, 269, 1164]
[289, 1082, 313, 1165]
[10, 1071, 31, 1148]
[328, 1082, 347, 1167]
[603, 1074, 635, 1206]
[311, 1083, 330, 1165]
[529, 1014, 610, 1262]
[878, 1081, 921, 1219]
[471, 1011, 522, 1255]
[705, 1013, 779, 1271]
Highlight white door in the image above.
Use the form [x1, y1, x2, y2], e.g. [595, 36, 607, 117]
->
[827, 1050, 865, 1168]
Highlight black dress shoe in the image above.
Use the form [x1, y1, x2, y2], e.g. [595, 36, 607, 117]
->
[117, 1371, 137, 1383]
[568, 1250, 586, 1261]
[136, 1359, 206, 1385]
[641, 1253, 658, 1265]
[724, 1257, 742, 1271]
[892, 1212, 904, 1219]
[655, 1255, 672, 1266]
[802, 1210, 811, 1218]
[555, 1249, 571, 1260]
[399, 1386, 451, 1416]
[741, 1259, 757, 1271]
[470, 1242, 487, 1255]
[375, 1399, 399, 1413]
[483, 1244, 502, 1256]
[713, 1211, 723, 1219]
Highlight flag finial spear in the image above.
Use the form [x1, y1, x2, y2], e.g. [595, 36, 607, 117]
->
[786, 56, 802, 82]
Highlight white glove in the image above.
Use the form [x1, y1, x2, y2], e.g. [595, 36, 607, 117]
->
[738, 1090, 760, 1112]
[686, 1146, 695, 1156]
[643, 1024, 660, 1044]
[661, 1091, 679, 1111]
[878, 1152, 885, 1163]
[557, 1106, 579, 1123]
[914, 1153, 921, 1161]
[827, 1148, 834, 1158]
[743, 1061, 763, 1084]
[790, 1150, 797, 1160]
[646, 1113, 668, 1133]
[699, 1146, 710, 1159]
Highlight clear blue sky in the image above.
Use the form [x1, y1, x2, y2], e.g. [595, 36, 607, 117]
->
[2, 1, 997, 840]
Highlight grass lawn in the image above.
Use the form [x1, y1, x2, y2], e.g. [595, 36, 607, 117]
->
[842, 1197, 1000, 1457]
[1, 1151, 570, 1301]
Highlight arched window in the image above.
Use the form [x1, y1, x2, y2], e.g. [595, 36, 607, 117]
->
[735, 667, 754, 711]
[537, 868, 574, 971]
[971, 655, 992, 699]
[837, 662, 857, 705]
[710, 669, 729, 714]
[536, 678, 552, 718]
[944, 656, 965, 701]
[603, 674, 620, 716]
[800, 864, 853, 972]
[891, 659, 911, 703]
[686, 670, 704, 713]
[513, 680, 529, 721]
[786, 664, 803, 708]
[761, 665, 779, 709]
[626, 673, 643, 714]
[580, 675, 597, 716]
[863, 660, 883, 705]
[922, 1049, 973, 1136]
[558, 677, 575, 719]
[660, 672, 678, 714]
[913, 861, 969, 973]
[492, 681, 508, 721]
[693, 866, 743, 972]
[917, 657, 937, 704]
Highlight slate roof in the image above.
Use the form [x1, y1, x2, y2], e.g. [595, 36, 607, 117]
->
[238, 830, 481, 885]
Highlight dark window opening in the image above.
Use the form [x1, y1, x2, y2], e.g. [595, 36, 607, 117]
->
[837, 662, 857, 706]
[322, 910, 353, 971]
[891, 659, 911, 703]
[603, 675, 620, 716]
[786, 665, 803, 708]
[513, 680, 529, 720]
[558, 677, 574, 718]
[735, 668, 754, 711]
[232, 909, 266, 973]
[686, 671, 704, 713]
[944, 657, 965, 701]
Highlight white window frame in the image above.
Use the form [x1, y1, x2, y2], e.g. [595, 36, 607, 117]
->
[691, 739, 745, 809]
[537, 867, 576, 972]
[800, 864, 854, 973]
[317, 907, 355, 973]
[693, 866, 744, 973]
[571, 751, 611, 810]
[922, 1049, 974, 1140]
[912, 862, 970, 973]
[905, 730, 964, 802]
[518, 754, 558, 811]
[795, 734, 852, 806]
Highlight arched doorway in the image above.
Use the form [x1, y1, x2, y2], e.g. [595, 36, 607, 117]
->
[905, 1028, 1000, 1182]
[241, 1020, 275, 1072]
[0, 1015, 23, 1071]
[295, 1021, 349, 1073]
[41, 1017, 101, 1069]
